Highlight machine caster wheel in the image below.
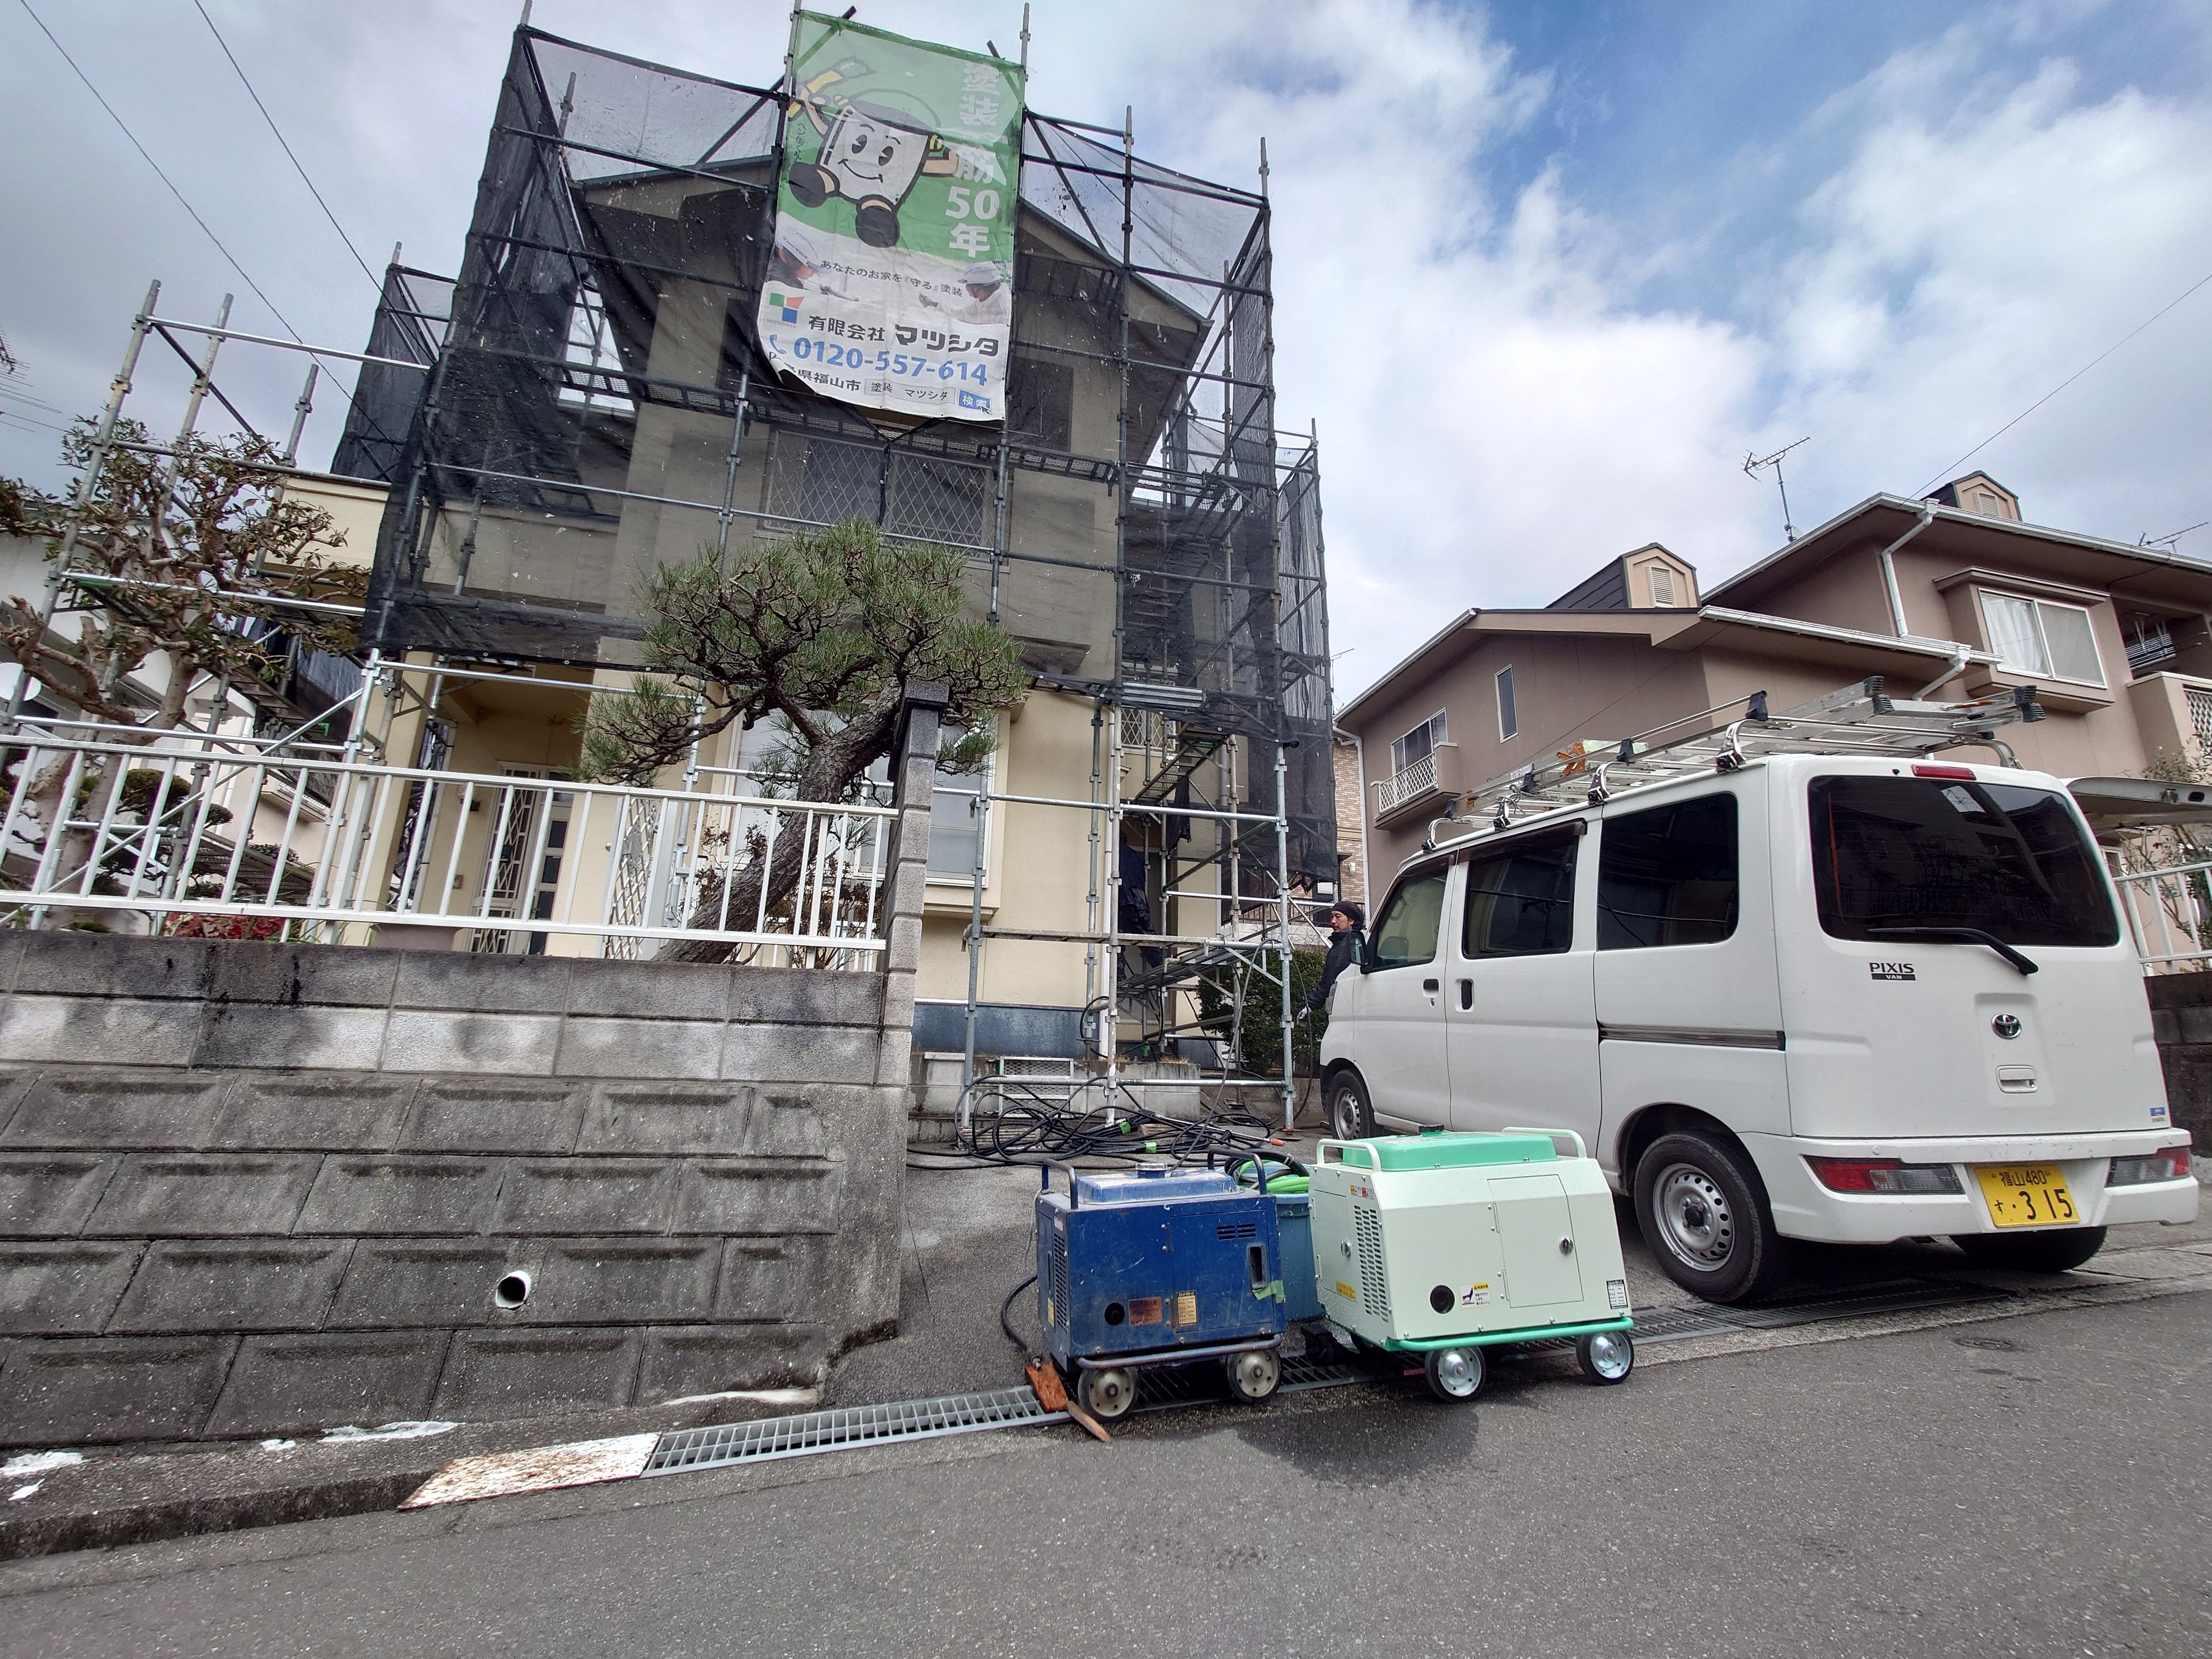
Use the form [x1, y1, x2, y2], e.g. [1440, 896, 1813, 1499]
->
[1575, 1330, 1634, 1384]
[1223, 1348, 1281, 1405]
[1078, 1367, 1136, 1421]
[1423, 1346, 1483, 1403]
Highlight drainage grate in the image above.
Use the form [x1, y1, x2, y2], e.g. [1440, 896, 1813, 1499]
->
[1628, 1305, 1742, 1343]
[643, 1388, 1064, 1476]
[1717, 1278, 2011, 1329]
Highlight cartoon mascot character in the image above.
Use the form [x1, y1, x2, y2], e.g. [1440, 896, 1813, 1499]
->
[786, 66, 956, 249]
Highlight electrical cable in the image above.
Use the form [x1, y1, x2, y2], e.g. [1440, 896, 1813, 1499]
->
[919, 1075, 1278, 1168]
[1916, 263, 2212, 496]
[190, 1, 381, 292]
[15, 0, 305, 343]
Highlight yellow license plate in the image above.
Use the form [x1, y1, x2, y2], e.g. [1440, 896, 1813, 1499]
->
[1974, 1164, 2078, 1229]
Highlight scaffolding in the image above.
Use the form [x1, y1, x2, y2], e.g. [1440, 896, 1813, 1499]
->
[338, 22, 1333, 1127]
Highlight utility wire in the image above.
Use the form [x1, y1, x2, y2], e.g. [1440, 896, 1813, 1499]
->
[14, 0, 306, 343]
[191, 0, 381, 292]
[1917, 265, 2212, 495]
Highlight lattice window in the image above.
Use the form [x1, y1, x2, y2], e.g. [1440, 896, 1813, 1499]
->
[2188, 686, 2212, 755]
[886, 453, 989, 546]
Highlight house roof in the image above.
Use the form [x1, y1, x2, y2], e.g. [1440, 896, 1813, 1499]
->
[1338, 491, 2212, 730]
[1706, 492, 2212, 612]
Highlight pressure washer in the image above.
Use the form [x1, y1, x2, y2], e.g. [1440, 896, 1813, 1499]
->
[1035, 1161, 1287, 1422]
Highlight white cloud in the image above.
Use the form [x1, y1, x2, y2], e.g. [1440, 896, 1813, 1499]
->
[2, 0, 2206, 711]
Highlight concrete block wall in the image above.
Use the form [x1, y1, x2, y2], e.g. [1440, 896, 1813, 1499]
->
[0, 932, 906, 1447]
[2147, 971, 2212, 1143]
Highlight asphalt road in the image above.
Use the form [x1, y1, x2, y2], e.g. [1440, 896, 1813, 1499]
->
[2, 1290, 2205, 1659]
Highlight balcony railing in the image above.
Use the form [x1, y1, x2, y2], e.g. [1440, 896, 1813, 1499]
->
[0, 733, 893, 966]
[1372, 743, 1460, 827]
[2113, 858, 2212, 973]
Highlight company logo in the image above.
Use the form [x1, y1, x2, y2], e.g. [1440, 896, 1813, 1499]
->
[1992, 1013, 2023, 1040]
[1869, 961, 1916, 981]
[768, 290, 803, 324]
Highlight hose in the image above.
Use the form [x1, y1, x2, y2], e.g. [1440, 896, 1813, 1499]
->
[939, 1075, 1276, 1168]
[1000, 1273, 1039, 1355]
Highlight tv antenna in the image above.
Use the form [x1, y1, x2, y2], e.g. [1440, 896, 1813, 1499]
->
[2141, 520, 2207, 552]
[1743, 437, 1811, 542]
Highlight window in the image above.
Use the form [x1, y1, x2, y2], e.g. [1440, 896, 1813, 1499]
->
[1462, 829, 1577, 958]
[1809, 776, 2118, 949]
[1369, 869, 1448, 969]
[1978, 591, 2104, 686]
[1496, 667, 1517, 741]
[1597, 793, 1739, 950]
[927, 742, 992, 880]
[1647, 565, 1677, 606]
[1391, 711, 1447, 776]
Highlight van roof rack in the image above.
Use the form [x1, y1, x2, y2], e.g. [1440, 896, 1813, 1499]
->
[1431, 677, 2044, 844]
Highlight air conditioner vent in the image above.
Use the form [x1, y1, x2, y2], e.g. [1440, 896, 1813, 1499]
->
[1354, 1204, 1390, 1319]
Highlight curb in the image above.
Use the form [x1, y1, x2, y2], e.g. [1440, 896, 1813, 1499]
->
[0, 1389, 817, 1564]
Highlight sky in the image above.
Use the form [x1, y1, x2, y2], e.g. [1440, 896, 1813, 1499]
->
[1, 1, 2208, 703]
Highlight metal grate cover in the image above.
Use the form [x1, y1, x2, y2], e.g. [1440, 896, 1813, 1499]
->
[644, 1388, 1065, 1476]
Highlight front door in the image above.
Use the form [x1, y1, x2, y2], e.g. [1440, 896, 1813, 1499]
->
[1353, 866, 1454, 1128]
[1444, 824, 1600, 1149]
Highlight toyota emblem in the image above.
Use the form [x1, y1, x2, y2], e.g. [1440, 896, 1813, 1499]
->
[1992, 1014, 2022, 1040]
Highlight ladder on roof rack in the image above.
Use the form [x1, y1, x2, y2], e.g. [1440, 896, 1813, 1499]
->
[1446, 676, 2045, 837]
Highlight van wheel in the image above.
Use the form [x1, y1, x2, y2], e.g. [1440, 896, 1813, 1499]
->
[1326, 1071, 1375, 1141]
[1950, 1226, 2107, 1273]
[1634, 1131, 1790, 1305]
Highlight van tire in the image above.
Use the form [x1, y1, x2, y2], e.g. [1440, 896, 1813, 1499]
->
[1634, 1130, 1790, 1305]
[1325, 1071, 1375, 1141]
[1950, 1226, 2107, 1273]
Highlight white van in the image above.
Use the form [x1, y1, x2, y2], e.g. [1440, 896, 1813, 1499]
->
[1319, 751, 2200, 1303]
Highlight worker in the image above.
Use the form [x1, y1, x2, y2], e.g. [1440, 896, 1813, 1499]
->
[1298, 900, 1364, 1021]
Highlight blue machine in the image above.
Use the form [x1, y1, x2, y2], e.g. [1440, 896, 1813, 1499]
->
[1037, 1163, 1286, 1421]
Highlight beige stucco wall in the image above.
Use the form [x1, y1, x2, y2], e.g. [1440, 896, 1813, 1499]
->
[1343, 504, 2209, 890]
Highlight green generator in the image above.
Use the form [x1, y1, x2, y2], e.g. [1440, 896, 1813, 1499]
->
[1310, 1128, 1635, 1401]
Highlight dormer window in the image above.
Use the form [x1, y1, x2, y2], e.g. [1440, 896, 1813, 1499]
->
[1978, 591, 2103, 687]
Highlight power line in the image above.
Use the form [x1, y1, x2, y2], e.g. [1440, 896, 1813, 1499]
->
[191, 1, 380, 292]
[14, 0, 305, 342]
[1917, 264, 2212, 495]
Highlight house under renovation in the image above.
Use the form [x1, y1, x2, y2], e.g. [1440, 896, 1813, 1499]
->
[0, 15, 1335, 1125]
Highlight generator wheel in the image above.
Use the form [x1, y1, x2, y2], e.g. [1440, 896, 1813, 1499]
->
[1575, 1330, 1635, 1384]
[1077, 1367, 1136, 1421]
[1423, 1346, 1483, 1403]
[1222, 1348, 1281, 1405]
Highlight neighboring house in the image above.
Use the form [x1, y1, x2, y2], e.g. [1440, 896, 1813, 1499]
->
[1341, 473, 2212, 885]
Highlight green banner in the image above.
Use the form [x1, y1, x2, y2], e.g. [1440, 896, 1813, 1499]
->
[758, 12, 1024, 423]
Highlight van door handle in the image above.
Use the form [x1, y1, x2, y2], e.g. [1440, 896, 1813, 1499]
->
[1458, 979, 1472, 1010]
[1422, 978, 1439, 994]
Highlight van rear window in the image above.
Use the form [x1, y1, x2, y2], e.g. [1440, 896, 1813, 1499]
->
[1809, 776, 2118, 947]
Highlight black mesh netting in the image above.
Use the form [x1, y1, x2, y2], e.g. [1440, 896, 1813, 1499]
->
[356, 26, 1333, 879]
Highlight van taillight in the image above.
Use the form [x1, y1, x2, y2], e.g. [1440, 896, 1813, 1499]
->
[1806, 1157, 1963, 1194]
[2109, 1145, 2193, 1186]
[1912, 764, 1978, 780]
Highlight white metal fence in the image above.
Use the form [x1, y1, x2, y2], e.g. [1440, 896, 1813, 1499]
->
[0, 732, 893, 963]
[2114, 859, 2212, 972]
